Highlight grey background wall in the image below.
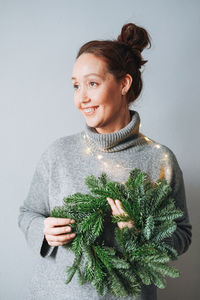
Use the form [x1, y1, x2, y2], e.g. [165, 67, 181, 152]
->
[0, 0, 199, 299]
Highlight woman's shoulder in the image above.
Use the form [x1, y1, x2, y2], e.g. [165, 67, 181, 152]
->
[48, 131, 82, 150]
[38, 131, 83, 164]
[140, 133, 182, 172]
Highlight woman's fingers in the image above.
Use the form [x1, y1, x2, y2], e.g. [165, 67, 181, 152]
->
[107, 198, 126, 216]
[45, 225, 72, 236]
[107, 197, 134, 230]
[44, 218, 75, 236]
[48, 236, 75, 247]
[115, 199, 127, 215]
[44, 217, 75, 228]
[44, 217, 76, 246]
[45, 232, 76, 246]
[107, 197, 121, 215]
[46, 232, 76, 243]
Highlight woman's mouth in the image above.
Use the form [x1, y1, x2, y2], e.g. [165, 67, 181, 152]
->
[82, 106, 99, 116]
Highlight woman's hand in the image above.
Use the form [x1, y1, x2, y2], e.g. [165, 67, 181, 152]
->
[107, 197, 134, 230]
[44, 217, 76, 246]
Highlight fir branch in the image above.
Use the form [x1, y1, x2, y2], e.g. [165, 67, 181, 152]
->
[157, 242, 178, 260]
[143, 215, 155, 240]
[112, 214, 132, 223]
[150, 270, 166, 289]
[152, 221, 177, 242]
[65, 254, 82, 284]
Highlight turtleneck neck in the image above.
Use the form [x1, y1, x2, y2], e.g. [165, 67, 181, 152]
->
[83, 110, 145, 152]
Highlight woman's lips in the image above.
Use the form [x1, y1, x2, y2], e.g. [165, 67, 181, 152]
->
[82, 106, 99, 116]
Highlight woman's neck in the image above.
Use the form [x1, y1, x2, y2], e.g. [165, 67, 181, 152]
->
[95, 108, 131, 134]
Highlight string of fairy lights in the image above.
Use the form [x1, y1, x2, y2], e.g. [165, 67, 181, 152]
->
[82, 123, 170, 182]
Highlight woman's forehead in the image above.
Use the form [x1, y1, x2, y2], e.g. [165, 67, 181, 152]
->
[72, 53, 108, 79]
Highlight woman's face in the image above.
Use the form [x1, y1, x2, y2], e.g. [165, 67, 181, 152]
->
[72, 53, 128, 133]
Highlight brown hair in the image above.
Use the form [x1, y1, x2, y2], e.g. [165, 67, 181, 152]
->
[76, 23, 151, 103]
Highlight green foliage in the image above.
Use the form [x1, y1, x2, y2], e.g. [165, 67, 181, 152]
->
[50, 168, 183, 298]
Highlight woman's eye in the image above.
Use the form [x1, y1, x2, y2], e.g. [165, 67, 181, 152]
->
[89, 82, 98, 87]
[73, 84, 79, 90]
[73, 82, 98, 90]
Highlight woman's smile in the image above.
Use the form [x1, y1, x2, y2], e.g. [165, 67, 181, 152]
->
[82, 105, 99, 116]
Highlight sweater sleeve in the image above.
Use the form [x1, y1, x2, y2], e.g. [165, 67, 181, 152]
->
[163, 150, 192, 256]
[18, 149, 56, 258]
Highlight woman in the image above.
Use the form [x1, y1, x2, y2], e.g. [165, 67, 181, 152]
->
[18, 23, 192, 300]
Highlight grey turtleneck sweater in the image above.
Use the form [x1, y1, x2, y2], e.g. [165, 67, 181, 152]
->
[18, 110, 192, 300]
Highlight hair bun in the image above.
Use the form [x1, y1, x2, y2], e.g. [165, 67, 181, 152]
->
[117, 23, 151, 53]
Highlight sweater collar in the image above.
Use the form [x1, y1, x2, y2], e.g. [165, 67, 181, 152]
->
[83, 110, 143, 152]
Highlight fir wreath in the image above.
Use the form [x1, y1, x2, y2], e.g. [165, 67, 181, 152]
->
[50, 168, 183, 298]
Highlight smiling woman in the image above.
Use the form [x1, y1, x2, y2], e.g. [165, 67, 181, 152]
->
[72, 53, 132, 133]
[18, 23, 192, 300]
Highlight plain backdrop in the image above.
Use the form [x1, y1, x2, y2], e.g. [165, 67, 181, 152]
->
[0, 0, 199, 299]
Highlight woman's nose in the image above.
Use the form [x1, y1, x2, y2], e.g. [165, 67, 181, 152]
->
[80, 87, 90, 103]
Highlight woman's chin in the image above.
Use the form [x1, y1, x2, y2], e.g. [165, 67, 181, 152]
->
[84, 116, 100, 128]
[85, 119, 99, 128]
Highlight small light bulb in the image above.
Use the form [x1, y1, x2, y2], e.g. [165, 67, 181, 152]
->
[97, 154, 103, 160]
[155, 144, 161, 149]
[144, 136, 150, 142]
[86, 147, 91, 154]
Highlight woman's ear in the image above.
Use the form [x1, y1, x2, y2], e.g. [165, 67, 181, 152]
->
[121, 73, 133, 93]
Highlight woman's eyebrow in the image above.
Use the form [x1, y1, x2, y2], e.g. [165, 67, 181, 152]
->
[72, 73, 105, 80]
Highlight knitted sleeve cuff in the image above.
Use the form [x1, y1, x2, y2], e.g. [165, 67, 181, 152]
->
[25, 216, 55, 258]
[40, 236, 56, 257]
[163, 236, 174, 248]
